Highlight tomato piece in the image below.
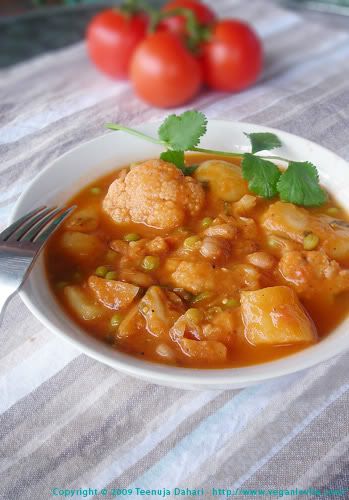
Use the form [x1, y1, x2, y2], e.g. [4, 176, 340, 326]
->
[130, 31, 202, 108]
[200, 19, 263, 92]
[86, 9, 148, 79]
[160, 0, 216, 36]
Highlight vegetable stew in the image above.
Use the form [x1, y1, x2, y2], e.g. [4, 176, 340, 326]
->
[45, 154, 349, 368]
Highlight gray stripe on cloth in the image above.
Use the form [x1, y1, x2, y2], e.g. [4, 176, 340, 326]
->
[198, 353, 349, 488]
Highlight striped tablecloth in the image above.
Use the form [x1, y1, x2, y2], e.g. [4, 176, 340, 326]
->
[1, 1, 349, 498]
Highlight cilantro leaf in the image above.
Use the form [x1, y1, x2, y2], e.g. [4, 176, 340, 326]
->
[242, 153, 281, 198]
[244, 132, 282, 154]
[160, 150, 198, 176]
[182, 164, 199, 175]
[277, 161, 327, 206]
[158, 110, 207, 151]
[160, 150, 185, 168]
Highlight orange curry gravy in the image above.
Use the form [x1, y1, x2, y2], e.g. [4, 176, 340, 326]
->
[45, 154, 349, 368]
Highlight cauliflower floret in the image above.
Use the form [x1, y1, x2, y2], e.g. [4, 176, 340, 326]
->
[279, 250, 349, 299]
[103, 159, 205, 230]
[165, 259, 218, 294]
[165, 259, 260, 295]
[128, 236, 169, 260]
[146, 236, 169, 255]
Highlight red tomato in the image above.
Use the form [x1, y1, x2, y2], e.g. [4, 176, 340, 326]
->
[130, 31, 202, 108]
[86, 9, 148, 79]
[160, 0, 215, 36]
[200, 20, 263, 92]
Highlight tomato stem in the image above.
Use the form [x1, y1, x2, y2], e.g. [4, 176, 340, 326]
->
[148, 7, 208, 51]
[120, 0, 149, 16]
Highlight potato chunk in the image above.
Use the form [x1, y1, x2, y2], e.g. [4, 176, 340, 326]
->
[240, 286, 317, 346]
[64, 207, 99, 233]
[262, 202, 310, 242]
[88, 276, 139, 310]
[202, 310, 238, 346]
[320, 217, 349, 264]
[194, 160, 248, 202]
[139, 286, 184, 337]
[178, 339, 227, 362]
[169, 312, 228, 362]
[60, 231, 104, 259]
[64, 286, 104, 321]
[118, 304, 144, 338]
[262, 202, 349, 264]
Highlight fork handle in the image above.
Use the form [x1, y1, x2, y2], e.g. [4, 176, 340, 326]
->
[0, 284, 18, 325]
[0, 249, 32, 326]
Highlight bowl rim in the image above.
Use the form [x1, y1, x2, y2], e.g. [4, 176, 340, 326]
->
[11, 118, 349, 388]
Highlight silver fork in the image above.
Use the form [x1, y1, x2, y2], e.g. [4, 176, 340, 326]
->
[0, 205, 75, 323]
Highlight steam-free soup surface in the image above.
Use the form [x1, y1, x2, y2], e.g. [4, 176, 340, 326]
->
[45, 155, 349, 368]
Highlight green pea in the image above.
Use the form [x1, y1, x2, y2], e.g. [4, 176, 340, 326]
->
[191, 291, 212, 303]
[327, 207, 340, 216]
[95, 266, 108, 278]
[184, 235, 201, 249]
[124, 233, 140, 242]
[105, 271, 118, 281]
[201, 217, 213, 229]
[207, 306, 223, 316]
[267, 237, 279, 248]
[222, 298, 239, 308]
[303, 232, 319, 251]
[90, 187, 102, 195]
[56, 281, 68, 289]
[105, 250, 117, 262]
[110, 313, 123, 328]
[142, 255, 160, 271]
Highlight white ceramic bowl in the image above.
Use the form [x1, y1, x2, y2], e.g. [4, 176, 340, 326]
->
[11, 120, 349, 390]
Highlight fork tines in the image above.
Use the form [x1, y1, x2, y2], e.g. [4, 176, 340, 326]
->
[1, 206, 76, 245]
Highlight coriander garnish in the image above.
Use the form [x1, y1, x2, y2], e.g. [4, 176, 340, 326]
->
[106, 110, 326, 207]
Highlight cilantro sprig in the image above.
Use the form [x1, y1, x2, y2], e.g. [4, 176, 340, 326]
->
[244, 132, 282, 154]
[158, 111, 207, 151]
[277, 161, 327, 206]
[106, 110, 326, 207]
[242, 154, 281, 198]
